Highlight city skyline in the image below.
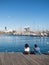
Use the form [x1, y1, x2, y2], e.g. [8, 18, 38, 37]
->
[0, 0, 49, 30]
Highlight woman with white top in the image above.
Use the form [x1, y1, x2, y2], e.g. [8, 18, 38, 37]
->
[24, 43, 30, 54]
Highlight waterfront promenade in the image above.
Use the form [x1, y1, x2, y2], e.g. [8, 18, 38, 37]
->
[0, 52, 49, 65]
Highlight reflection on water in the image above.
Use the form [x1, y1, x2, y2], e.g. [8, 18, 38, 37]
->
[0, 34, 49, 53]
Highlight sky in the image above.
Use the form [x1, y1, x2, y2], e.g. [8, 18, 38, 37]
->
[0, 0, 49, 30]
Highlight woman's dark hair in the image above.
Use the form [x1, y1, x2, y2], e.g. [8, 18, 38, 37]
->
[25, 43, 29, 48]
[34, 44, 38, 48]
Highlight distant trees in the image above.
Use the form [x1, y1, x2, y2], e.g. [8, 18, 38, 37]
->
[24, 27, 30, 32]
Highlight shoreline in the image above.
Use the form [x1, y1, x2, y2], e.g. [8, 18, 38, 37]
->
[0, 33, 49, 37]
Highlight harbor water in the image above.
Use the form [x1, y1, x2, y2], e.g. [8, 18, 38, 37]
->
[0, 34, 49, 53]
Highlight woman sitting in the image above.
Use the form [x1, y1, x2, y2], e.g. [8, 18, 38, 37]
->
[23, 43, 30, 54]
[33, 44, 41, 54]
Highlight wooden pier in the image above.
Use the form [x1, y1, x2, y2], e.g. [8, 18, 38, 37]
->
[0, 52, 49, 65]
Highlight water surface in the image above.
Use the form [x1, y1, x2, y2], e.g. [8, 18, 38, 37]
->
[0, 34, 49, 53]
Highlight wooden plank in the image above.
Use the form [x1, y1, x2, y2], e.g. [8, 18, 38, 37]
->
[0, 52, 5, 65]
[0, 57, 2, 65]
[16, 53, 33, 65]
[4, 52, 14, 65]
[8, 52, 26, 65]
[29, 54, 47, 65]
[0, 52, 49, 65]
[21, 53, 40, 65]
